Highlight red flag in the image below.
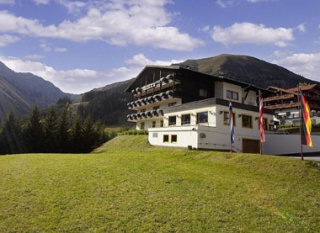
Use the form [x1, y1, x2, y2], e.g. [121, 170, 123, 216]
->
[300, 93, 313, 147]
[259, 92, 265, 143]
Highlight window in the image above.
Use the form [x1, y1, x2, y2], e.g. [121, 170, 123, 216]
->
[258, 118, 268, 130]
[168, 102, 177, 107]
[163, 134, 177, 143]
[169, 116, 176, 126]
[197, 112, 208, 124]
[242, 115, 252, 128]
[152, 121, 156, 128]
[181, 114, 191, 125]
[140, 122, 145, 130]
[223, 111, 235, 126]
[160, 120, 164, 127]
[152, 133, 158, 138]
[199, 88, 208, 97]
[153, 106, 160, 110]
[264, 118, 268, 130]
[227, 90, 239, 100]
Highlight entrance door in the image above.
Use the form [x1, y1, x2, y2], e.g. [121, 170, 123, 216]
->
[242, 139, 260, 154]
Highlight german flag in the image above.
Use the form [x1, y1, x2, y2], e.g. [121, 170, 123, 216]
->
[300, 93, 313, 147]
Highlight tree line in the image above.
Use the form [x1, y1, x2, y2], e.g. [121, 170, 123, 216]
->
[78, 91, 132, 126]
[0, 106, 115, 155]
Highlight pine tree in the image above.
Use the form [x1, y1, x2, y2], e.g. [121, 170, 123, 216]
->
[0, 112, 25, 154]
[70, 115, 83, 153]
[43, 107, 59, 152]
[92, 120, 108, 149]
[57, 107, 70, 153]
[82, 117, 94, 153]
[24, 106, 44, 152]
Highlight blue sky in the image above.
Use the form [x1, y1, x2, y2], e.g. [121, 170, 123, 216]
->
[0, 0, 319, 94]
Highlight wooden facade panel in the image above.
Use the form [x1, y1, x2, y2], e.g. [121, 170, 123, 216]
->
[242, 139, 260, 154]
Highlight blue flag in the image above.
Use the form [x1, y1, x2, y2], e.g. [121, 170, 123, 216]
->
[229, 101, 234, 144]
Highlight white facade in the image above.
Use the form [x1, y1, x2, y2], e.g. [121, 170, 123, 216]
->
[134, 97, 182, 130]
[148, 98, 274, 153]
[263, 133, 320, 155]
[127, 65, 320, 155]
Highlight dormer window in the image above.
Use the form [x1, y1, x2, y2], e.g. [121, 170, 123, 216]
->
[227, 90, 239, 100]
[199, 88, 208, 97]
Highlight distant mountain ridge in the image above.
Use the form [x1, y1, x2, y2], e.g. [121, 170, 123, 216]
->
[1, 54, 317, 127]
[175, 54, 317, 89]
[0, 61, 69, 119]
[77, 54, 318, 126]
[77, 79, 134, 126]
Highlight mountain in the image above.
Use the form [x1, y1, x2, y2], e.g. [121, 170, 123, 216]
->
[1, 54, 315, 127]
[175, 54, 317, 89]
[77, 79, 134, 127]
[76, 54, 318, 127]
[0, 61, 70, 120]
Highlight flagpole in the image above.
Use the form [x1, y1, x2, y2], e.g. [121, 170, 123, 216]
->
[229, 99, 234, 153]
[298, 85, 304, 161]
[259, 90, 262, 155]
[258, 90, 265, 155]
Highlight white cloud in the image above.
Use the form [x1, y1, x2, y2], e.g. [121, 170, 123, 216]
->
[212, 22, 294, 47]
[54, 47, 67, 52]
[274, 53, 320, 81]
[24, 54, 45, 60]
[125, 53, 183, 67]
[246, 0, 274, 2]
[0, 0, 15, 5]
[216, 0, 276, 8]
[0, 10, 43, 35]
[216, 0, 238, 8]
[0, 1, 204, 51]
[0, 34, 19, 46]
[57, 0, 86, 14]
[0, 54, 182, 94]
[32, 0, 50, 5]
[39, 40, 67, 52]
[297, 23, 306, 33]
[200, 25, 211, 33]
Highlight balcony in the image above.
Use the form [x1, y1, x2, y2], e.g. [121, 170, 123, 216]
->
[264, 94, 295, 102]
[131, 73, 180, 98]
[264, 102, 299, 110]
[127, 109, 164, 122]
[127, 90, 174, 110]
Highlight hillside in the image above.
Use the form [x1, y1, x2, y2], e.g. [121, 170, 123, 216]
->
[176, 54, 317, 89]
[0, 61, 70, 119]
[1, 135, 320, 232]
[76, 79, 134, 126]
[1, 54, 316, 126]
[79, 54, 316, 126]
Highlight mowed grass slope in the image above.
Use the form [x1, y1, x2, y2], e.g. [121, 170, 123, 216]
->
[1, 135, 320, 232]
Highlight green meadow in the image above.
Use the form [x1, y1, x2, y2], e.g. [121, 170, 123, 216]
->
[1, 135, 320, 232]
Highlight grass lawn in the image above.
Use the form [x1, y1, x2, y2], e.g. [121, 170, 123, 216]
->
[1, 135, 320, 232]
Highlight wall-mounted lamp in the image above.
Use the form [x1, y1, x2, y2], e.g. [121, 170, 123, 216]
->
[255, 117, 259, 121]
[238, 114, 242, 118]
[219, 111, 223, 115]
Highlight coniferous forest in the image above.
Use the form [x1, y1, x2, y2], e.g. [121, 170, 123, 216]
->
[0, 106, 116, 155]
